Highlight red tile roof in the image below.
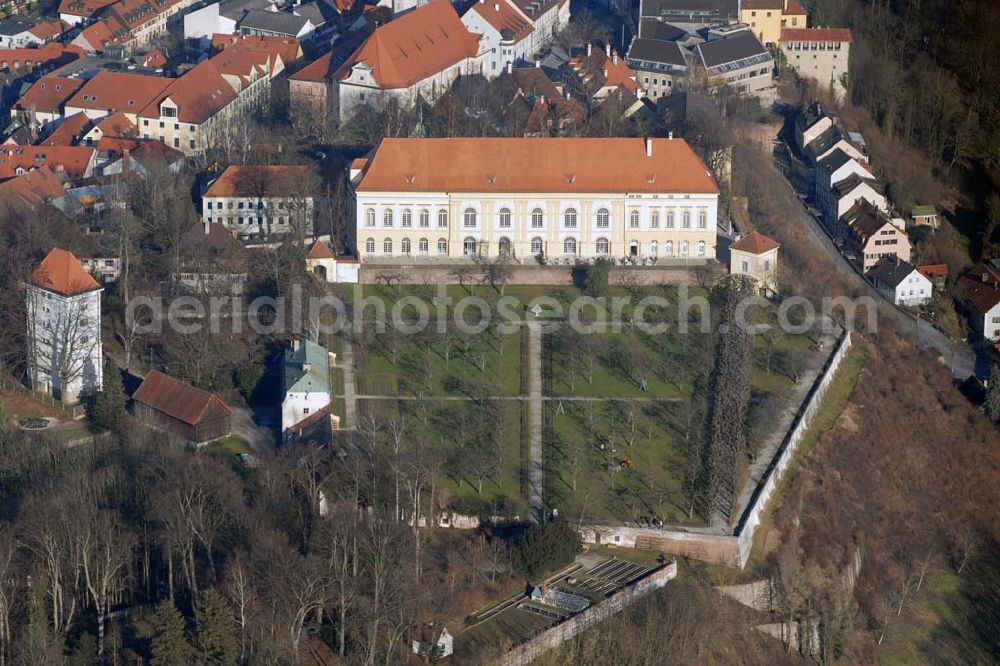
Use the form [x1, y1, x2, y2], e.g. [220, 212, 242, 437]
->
[916, 263, 948, 278]
[0, 166, 66, 211]
[290, 51, 333, 82]
[0, 145, 95, 180]
[569, 46, 639, 96]
[29, 247, 101, 295]
[335, 0, 480, 89]
[14, 76, 85, 114]
[211, 33, 302, 65]
[28, 19, 70, 41]
[0, 43, 84, 71]
[784, 0, 807, 14]
[780, 28, 853, 43]
[138, 58, 237, 124]
[132, 369, 232, 427]
[204, 164, 313, 197]
[958, 275, 1000, 315]
[140, 48, 168, 68]
[58, 0, 118, 19]
[67, 71, 171, 114]
[307, 240, 335, 259]
[730, 231, 780, 254]
[94, 109, 138, 138]
[41, 112, 92, 146]
[357, 137, 719, 194]
[468, 0, 533, 44]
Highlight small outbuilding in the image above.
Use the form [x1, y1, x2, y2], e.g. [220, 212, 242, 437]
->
[132, 370, 232, 444]
[729, 231, 780, 295]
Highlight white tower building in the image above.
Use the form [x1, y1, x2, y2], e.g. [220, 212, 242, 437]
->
[26, 247, 104, 403]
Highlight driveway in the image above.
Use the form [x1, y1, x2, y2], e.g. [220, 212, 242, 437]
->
[230, 406, 276, 455]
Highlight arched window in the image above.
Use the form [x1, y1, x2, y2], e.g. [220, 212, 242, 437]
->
[531, 237, 543, 255]
[498, 237, 512, 254]
[437, 238, 448, 254]
[665, 240, 674, 256]
[419, 238, 429, 253]
[596, 237, 609, 255]
[596, 208, 610, 228]
[463, 237, 477, 255]
[698, 241, 706, 256]
[438, 210, 449, 228]
[629, 210, 640, 228]
[419, 209, 429, 227]
[498, 207, 512, 228]
[698, 211, 708, 228]
[563, 237, 577, 255]
[563, 208, 577, 228]
[531, 208, 543, 228]
[383, 209, 393, 227]
[365, 237, 375, 254]
[383, 238, 393, 254]
[666, 210, 675, 228]
[682, 210, 691, 228]
[629, 240, 639, 256]
[651, 210, 660, 228]
[401, 209, 412, 227]
[650, 240, 658, 255]
[463, 208, 477, 228]
[681, 241, 689, 256]
[401, 238, 411, 254]
[365, 208, 375, 227]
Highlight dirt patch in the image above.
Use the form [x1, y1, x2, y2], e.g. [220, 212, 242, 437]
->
[836, 403, 860, 433]
[2, 389, 77, 424]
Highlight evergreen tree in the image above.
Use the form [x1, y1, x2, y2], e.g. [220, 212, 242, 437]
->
[986, 364, 1000, 425]
[195, 588, 237, 665]
[150, 600, 190, 666]
[91, 358, 127, 432]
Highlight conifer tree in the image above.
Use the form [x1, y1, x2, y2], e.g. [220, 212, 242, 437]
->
[196, 588, 237, 665]
[150, 600, 189, 666]
[91, 358, 127, 431]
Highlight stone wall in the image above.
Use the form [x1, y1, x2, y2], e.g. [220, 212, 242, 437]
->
[578, 525, 742, 567]
[497, 560, 678, 665]
[359, 263, 720, 286]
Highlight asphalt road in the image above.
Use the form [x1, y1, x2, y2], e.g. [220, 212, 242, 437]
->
[771, 145, 977, 380]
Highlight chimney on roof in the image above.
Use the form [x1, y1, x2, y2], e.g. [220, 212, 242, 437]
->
[603, 68, 608, 78]
[668, 130, 673, 140]
[535, 59, 540, 68]
[506, 61, 512, 74]
[565, 90, 570, 100]
[302, 363, 311, 372]
[605, 42, 611, 58]
[494, 2, 499, 9]
[540, 94, 545, 104]
[587, 42, 592, 57]
[293, 339, 300, 351]
[645, 137, 652, 157]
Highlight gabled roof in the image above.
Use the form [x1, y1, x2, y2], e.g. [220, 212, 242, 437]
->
[0, 166, 66, 212]
[958, 266, 1000, 315]
[67, 71, 172, 114]
[204, 164, 313, 197]
[211, 33, 302, 64]
[28, 19, 70, 41]
[0, 43, 84, 71]
[570, 45, 640, 95]
[730, 231, 779, 254]
[867, 258, 920, 288]
[0, 16, 37, 36]
[637, 18, 686, 41]
[138, 59, 237, 124]
[917, 263, 948, 278]
[95, 109, 138, 138]
[133, 370, 232, 426]
[781, 28, 852, 43]
[468, 0, 533, 44]
[627, 37, 688, 68]
[846, 205, 901, 242]
[356, 137, 719, 194]
[290, 50, 333, 82]
[238, 8, 310, 35]
[740, 0, 782, 9]
[29, 247, 101, 295]
[335, 0, 480, 89]
[130, 138, 184, 165]
[696, 31, 770, 69]
[41, 112, 92, 146]
[58, 0, 118, 18]
[833, 172, 881, 197]
[818, 147, 862, 173]
[283, 339, 330, 394]
[140, 48, 168, 68]
[14, 76, 85, 114]
[0, 145, 95, 180]
[641, 0, 739, 20]
[911, 205, 937, 217]
[307, 240, 335, 259]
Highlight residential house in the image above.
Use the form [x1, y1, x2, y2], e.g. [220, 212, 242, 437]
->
[0, 145, 97, 180]
[867, 258, 932, 307]
[626, 28, 690, 101]
[11, 76, 86, 132]
[352, 136, 720, 261]
[910, 205, 940, 230]
[80, 256, 122, 281]
[202, 164, 316, 239]
[639, 0, 739, 29]
[917, 263, 948, 290]
[238, 9, 316, 40]
[461, 0, 535, 76]
[508, 0, 569, 57]
[694, 27, 774, 101]
[0, 44, 85, 108]
[59, 0, 119, 26]
[173, 220, 248, 292]
[0, 17, 49, 48]
[842, 202, 911, 272]
[211, 32, 303, 64]
[332, 0, 484, 122]
[64, 71, 173, 121]
[740, 0, 806, 45]
[288, 51, 335, 114]
[281, 338, 332, 441]
[25, 247, 104, 403]
[729, 230, 780, 295]
[497, 64, 585, 136]
[814, 148, 874, 228]
[810, 128, 866, 165]
[780, 28, 852, 101]
[824, 173, 887, 227]
[0, 165, 68, 214]
[132, 369, 232, 443]
[794, 101, 833, 156]
[569, 43, 643, 101]
[102, 139, 185, 176]
[39, 111, 93, 146]
[958, 263, 1000, 341]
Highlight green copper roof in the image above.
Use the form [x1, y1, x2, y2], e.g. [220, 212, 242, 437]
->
[282, 339, 330, 395]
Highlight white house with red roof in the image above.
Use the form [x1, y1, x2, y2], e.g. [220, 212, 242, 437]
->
[25, 247, 103, 403]
[729, 231, 780, 295]
[461, 0, 536, 75]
